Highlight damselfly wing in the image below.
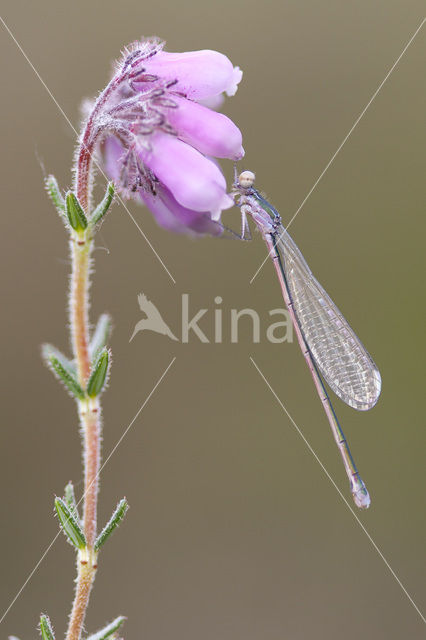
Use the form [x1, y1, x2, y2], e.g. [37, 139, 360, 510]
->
[274, 226, 381, 411]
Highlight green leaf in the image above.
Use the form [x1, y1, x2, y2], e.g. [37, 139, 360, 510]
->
[64, 481, 80, 522]
[42, 345, 84, 400]
[66, 191, 88, 232]
[42, 344, 77, 377]
[45, 175, 66, 219]
[86, 616, 126, 640]
[86, 348, 110, 398]
[91, 182, 115, 227]
[39, 614, 55, 640]
[94, 498, 128, 550]
[55, 497, 86, 549]
[90, 314, 112, 361]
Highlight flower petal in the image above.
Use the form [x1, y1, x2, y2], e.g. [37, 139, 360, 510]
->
[167, 96, 244, 161]
[140, 185, 223, 235]
[197, 94, 225, 110]
[139, 189, 187, 233]
[102, 136, 125, 182]
[142, 50, 242, 100]
[140, 133, 233, 217]
[225, 66, 243, 96]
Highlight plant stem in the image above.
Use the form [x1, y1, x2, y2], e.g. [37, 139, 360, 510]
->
[64, 67, 126, 638]
[66, 157, 101, 640]
[70, 237, 92, 386]
[80, 397, 101, 549]
[75, 71, 123, 213]
[65, 396, 100, 640]
[65, 546, 97, 640]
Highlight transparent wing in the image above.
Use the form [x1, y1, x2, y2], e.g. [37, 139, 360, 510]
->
[276, 227, 381, 410]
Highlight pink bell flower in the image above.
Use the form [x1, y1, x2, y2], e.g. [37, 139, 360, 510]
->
[91, 39, 243, 234]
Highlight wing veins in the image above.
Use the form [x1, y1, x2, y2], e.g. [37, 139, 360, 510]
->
[276, 228, 381, 410]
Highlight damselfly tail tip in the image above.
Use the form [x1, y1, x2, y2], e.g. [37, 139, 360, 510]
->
[353, 487, 371, 510]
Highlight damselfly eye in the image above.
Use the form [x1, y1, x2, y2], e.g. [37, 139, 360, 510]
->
[238, 170, 255, 188]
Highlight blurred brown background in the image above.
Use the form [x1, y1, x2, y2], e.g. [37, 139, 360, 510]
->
[1, 1, 425, 639]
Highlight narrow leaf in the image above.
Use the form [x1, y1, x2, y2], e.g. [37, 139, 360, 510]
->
[55, 497, 86, 549]
[45, 175, 66, 218]
[90, 314, 112, 361]
[86, 616, 126, 640]
[91, 182, 115, 227]
[95, 498, 128, 550]
[42, 344, 77, 378]
[64, 481, 80, 521]
[86, 348, 110, 398]
[39, 614, 55, 640]
[66, 191, 88, 231]
[42, 345, 84, 399]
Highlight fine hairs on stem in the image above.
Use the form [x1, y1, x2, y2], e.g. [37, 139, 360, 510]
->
[34, 37, 245, 640]
[42, 166, 126, 640]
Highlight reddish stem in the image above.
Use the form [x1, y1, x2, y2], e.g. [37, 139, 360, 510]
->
[70, 239, 91, 386]
[66, 62, 129, 640]
[82, 400, 101, 549]
[74, 72, 124, 211]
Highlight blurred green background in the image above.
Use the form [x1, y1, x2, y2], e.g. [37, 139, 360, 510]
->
[1, 1, 425, 638]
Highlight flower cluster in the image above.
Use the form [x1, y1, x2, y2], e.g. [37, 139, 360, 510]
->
[83, 39, 244, 234]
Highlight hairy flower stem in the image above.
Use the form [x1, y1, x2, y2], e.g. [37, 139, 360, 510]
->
[65, 545, 97, 640]
[75, 72, 124, 212]
[70, 238, 92, 385]
[80, 397, 101, 549]
[66, 182, 101, 640]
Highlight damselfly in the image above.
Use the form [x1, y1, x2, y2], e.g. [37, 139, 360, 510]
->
[234, 171, 381, 509]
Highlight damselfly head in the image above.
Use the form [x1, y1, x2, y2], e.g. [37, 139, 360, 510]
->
[238, 170, 256, 189]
